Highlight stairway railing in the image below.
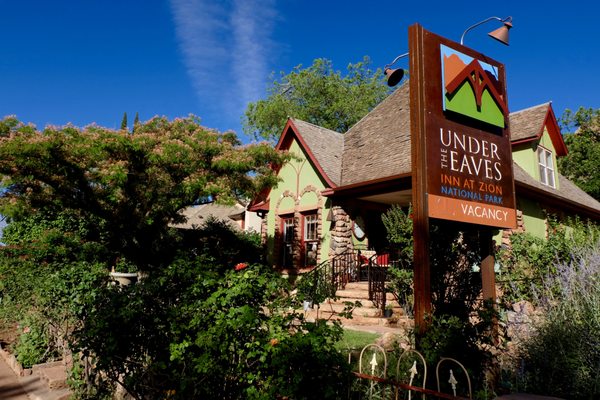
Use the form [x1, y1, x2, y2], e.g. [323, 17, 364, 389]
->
[298, 250, 359, 304]
[298, 250, 389, 314]
[367, 256, 388, 312]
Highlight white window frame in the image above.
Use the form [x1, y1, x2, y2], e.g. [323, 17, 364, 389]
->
[537, 146, 555, 188]
[303, 213, 319, 267]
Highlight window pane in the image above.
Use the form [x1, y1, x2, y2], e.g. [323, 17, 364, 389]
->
[547, 170, 555, 187]
[537, 148, 546, 167]
[546, 151, 554, 169]
[304, 214, 318, 241]
[282, 218, 294, 268]
[539, 164, 547, 185]
[304, 242, 317, 267]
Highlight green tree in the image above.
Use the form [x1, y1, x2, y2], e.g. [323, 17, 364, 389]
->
[0, 115, 285, 271]
[559, 107, 600, 201]
[120, 112, 128, 130]
[0, 116, 353, 399]
[243, 57, 389, 141]
[133, 111, 140, 133]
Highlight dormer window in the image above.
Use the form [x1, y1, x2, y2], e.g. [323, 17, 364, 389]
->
[537, 146, 555, 188]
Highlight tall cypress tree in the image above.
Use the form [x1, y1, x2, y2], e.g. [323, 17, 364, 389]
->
[120, 112, 128, 130]
[133, 112, 140, 133]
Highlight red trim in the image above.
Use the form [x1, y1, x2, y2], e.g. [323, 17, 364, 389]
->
[249, 118, 338, 213]
[544, 105, 567, 156]
[248, 201, 269, 212]
[278, 119, 338, 188]
[510, 104, 567, 157]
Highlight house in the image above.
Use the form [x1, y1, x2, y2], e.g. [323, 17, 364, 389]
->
[174, 202, 262, 233]
[250, 81, 600, 272]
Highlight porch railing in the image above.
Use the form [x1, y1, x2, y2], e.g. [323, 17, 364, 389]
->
[298, 250, 390, 314]
[367, 255, 389, 312]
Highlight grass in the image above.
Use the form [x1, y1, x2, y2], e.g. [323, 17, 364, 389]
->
[335, 329, 380, 352]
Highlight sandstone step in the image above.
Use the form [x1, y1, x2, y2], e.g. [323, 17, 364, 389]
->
[343, 282, 370, 290]
[34, 362, 68, 390]
[335, 288, 395, 301]
[321, 299, 404, 313]
[18, 372, 71, 400]
[314, 313, 413, 328]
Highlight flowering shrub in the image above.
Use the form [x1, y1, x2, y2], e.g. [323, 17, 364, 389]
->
[513, 241, 600, 399]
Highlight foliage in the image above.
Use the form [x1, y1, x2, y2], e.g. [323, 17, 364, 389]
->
[0, 115, 285, 272]
[133, 112, 140, 133]
[243, 57, 389, 141]
[381, 205, 414, 314]
[12, 314, 56, 368]
[497, 216, 600, 305]
[295, 262, 337, 305]
[0, 115, 357, 399]
[0, 206, 350, 399]
[417, 306, 500, 399]
[381, 204, 413, 262]
[559, 107, 600, 201]
[71, 258, 350, 399]
[512, 241, 600, 399]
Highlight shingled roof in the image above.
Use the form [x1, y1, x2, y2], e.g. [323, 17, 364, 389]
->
[513, 163, 600, 217]
[509, 103, 550, 142]
[272, 81, 599, 218]
[288, 118, 344, 186]
[340, 81, 411, 186]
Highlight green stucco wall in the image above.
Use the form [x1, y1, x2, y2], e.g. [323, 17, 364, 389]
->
[265, 140, 332, 267]
[512, 128, 559, 190]
[519, 197, 547, 238]
[508, 126, 561, 239]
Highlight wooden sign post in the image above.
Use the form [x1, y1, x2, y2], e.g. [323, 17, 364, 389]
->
[408, 23, 516, 331]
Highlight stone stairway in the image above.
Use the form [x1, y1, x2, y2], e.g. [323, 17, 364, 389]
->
[305, 281, 412, 328]
[0, 343, 72, 400]
[19, 361, 71, 400]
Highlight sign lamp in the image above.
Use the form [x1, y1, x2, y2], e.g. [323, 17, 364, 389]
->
[383, 52, 408, 87]
[460, 16, 513, 46]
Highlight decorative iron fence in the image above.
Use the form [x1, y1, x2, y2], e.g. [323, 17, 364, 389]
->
[349, 345, 472, 400]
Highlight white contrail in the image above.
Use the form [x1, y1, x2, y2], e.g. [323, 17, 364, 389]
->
[230, 0, 276, 110]
[169, 0, 277, 129]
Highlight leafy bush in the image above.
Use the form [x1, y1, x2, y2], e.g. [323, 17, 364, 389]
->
[514, 242, 600, 399]
[71, 259, 350, 399]
[13, 314, 55, 368]
[497, 216, 600, 305]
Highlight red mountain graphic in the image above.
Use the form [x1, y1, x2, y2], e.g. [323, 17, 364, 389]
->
[444, 56, 507, 115]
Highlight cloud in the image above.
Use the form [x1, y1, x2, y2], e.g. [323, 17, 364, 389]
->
[169, 0, 277, 131]
[230, 0, 277, 108]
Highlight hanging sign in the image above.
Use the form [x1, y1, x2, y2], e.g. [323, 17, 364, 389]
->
[410, 24, 517, 229]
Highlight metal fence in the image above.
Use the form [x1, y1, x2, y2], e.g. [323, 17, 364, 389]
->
[349, 344, 472, 400]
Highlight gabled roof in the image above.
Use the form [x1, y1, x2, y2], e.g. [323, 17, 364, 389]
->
[260, 80, 600, 218]
[278, 118, 344, 186]
[340, 81, 411, 186]
[509, 102, 568, 156]
[513, 163, 600, 218]
[248, 117, 343, 213]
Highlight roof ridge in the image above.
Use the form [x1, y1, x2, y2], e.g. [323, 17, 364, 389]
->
[510, 102, 551, 116]
[346, 79, 409, 134]
[290, 117, 343, 135]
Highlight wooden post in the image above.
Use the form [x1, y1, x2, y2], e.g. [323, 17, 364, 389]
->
[480, 228, 499, 343]
[480, 229, 496, 303]
[409, 24, 432, 332]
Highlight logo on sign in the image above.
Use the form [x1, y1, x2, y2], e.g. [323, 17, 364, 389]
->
[441, 45, 507, 128]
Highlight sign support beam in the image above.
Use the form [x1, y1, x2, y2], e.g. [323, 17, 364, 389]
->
[409, 24, 432, 332]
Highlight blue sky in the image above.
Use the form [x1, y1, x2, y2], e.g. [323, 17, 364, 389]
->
[1, 1, 599, 142]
